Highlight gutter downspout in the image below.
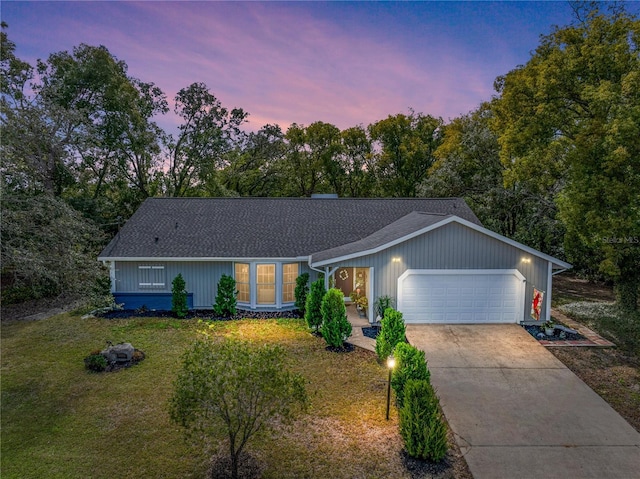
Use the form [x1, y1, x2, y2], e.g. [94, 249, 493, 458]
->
[307, 256, 338, 291]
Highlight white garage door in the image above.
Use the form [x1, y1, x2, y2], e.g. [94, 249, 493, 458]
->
[398, 269, 525, 324]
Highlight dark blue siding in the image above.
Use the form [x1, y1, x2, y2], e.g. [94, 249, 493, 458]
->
[114, 292, 194, 311]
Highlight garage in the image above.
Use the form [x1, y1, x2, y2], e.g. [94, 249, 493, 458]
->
[397, 269, 526, 324]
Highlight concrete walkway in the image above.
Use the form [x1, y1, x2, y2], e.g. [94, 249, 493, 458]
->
[345, 304, 376, 352]
[406, 324, 640, 479]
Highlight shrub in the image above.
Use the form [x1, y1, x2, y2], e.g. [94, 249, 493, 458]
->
[399, 379, 448, 462]
[213, 274, 237, 317]
[84, 353, 107, 372]
[304, 279, 326, 332]
[376, 307, 406, 361]
[171, 273, 188, 318]
[294, 273, 310, 314]
[321, 288, 352, 348]
[374, 295, 394, 320]
[170, 337, 307, 479]
[391, 342, 430, 406]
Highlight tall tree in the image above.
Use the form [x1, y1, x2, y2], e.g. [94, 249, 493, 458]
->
[423, 105, 564, 255]
[166, 82, 247, 197]
[338, 125, 375, 197]
[368, 111, 443, 197]
[492, 5, 640, 310]
[220, 123, 286, 196]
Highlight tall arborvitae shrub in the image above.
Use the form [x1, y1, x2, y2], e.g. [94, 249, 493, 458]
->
[213, 274, 237, 317]
[321, 288, 352, 348]
[171, 273, 188, 318]
[391, 342, 430, 406]
[399, 379, 448, 462]
[375, 307, 406, 361]
[304, 279, 326, 332]
[294, 273, 310, 315]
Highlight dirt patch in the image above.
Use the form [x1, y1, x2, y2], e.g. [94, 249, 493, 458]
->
[547, 347, 640, 432]
[0, 294, 81, 322]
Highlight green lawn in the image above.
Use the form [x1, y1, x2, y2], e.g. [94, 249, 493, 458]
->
[1, 314, 431, 479]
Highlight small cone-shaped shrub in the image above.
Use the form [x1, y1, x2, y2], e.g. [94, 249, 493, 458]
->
[294, 273, 310, 314]
[321, 288, 352, 348]
[399, 379, 448, 462]
[376, 307, 406, 361]
[304, 279, 325, 332]
[213, 274, 237, 317]
[391, 342, 430, 406]
[171, 273, 188, 318]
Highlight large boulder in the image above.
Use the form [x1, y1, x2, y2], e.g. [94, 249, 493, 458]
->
[101, 342, 134, 363]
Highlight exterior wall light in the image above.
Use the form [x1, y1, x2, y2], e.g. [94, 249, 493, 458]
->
[521, 257, 531, 264]
[392, 257, 401, 263]
[386, 355, 396, 420]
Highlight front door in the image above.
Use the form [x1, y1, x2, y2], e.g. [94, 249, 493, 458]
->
[334, 268, 353, 298]
[333, 267, 369, 300]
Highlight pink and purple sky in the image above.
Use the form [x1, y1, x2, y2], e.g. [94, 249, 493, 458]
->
[3, 1, 634, 133]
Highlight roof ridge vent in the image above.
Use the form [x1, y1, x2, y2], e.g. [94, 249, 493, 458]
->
[310, 193, 339, 199]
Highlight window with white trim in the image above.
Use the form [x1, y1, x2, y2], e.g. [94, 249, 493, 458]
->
[282, 263, 298, 303]
[138, 265, 165, 289]
[235, 263, 250, 303]
[257, 264, 275, 304]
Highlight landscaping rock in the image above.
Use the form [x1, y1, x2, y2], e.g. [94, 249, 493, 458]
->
[102, 342, 134, 363]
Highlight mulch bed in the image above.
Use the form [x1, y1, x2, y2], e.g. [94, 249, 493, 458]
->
[325, 342, 355, 353]
[362, 326, 381, 340]
[523, 324, 587, 342]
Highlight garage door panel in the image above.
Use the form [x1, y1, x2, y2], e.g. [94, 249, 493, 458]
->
[399, 271, 524, 324]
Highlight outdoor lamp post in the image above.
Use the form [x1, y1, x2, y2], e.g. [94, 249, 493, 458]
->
[386, 355, 395, 420]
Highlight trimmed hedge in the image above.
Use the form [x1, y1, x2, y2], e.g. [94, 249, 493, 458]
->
[321, 288, 352, 347]
[213, 274, 237, 317]
[399, 379, 448, 462]
[171, 273, 188, 318]
[294, 273, 310, 314]
[304, 279, 326, 332]
[375, 307, 406, 361]
[391, 342, 430, 406]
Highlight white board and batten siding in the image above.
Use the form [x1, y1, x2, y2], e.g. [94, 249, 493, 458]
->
[397, 269, 526, 324]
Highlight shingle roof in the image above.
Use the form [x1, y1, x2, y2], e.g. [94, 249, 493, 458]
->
[310, 212, 450, 264]
[98, 197, 481, 259]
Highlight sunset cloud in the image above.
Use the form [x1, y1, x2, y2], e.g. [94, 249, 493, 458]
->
[3, 1, 601, 133]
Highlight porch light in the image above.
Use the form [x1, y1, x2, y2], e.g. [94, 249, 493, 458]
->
[386, 355, 395, 420]
[392, 257, 401, 263]
[521, 257, 531, 264]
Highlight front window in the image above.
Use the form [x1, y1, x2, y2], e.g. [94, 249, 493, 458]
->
[235, 263, 250, 303]
[138, 265, 165, 289]
[257, 264, 275, 304]
[282, 263, 298, 303]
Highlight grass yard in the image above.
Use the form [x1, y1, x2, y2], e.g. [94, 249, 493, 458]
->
[1, 314, 468, 479]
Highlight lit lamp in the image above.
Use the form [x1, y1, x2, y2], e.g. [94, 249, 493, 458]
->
[386, 355, 396, 420]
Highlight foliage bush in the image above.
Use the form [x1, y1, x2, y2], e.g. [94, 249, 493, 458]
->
[391, 342, 430, 406]
[304, 279, 326, 332]
[171, 273, 188, 318]
[0, 194, 109, 305]
[374, 295, 394, 319]
[294, 273, 310, 314]
[213, 274, 237, 317]
[321, 288, 352, 348]
[376, 308, 406, 361]
[169, 336, 307, 479]
[84, 353, 107, 372]
[399, 379, 448, 462]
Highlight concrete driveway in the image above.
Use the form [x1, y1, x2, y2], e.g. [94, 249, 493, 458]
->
[406, 324, 640, 479]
